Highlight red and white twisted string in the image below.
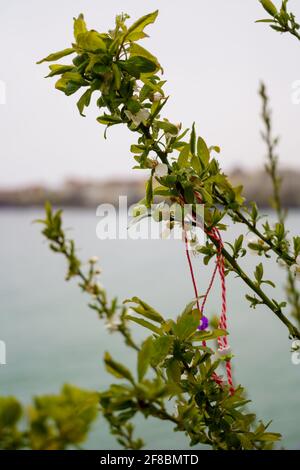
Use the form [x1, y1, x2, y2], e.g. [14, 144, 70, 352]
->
[183, 193, 234, 394]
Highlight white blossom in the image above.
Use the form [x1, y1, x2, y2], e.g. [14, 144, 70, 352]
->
[105, 315, 122, 333]
[89, 256, 99, 264]
[154, 163, 168, 178]
[125, 108, 150, 127]
[133, 82, 141, 93]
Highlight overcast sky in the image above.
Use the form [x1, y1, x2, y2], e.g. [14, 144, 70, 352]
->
[1, 0, 300, 188]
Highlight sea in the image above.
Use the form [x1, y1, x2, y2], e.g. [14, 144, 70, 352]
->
[1, 208, 300, 449]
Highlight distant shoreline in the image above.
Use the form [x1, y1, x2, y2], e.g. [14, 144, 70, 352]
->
[0, 168, 299, 208]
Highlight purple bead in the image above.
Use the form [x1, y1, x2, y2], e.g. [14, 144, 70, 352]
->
[198, 315, 209, 331]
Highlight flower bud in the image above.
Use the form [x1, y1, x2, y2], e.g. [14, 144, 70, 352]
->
[152, 92, 163, 102]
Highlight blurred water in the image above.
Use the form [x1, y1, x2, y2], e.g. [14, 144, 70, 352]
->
[0, 208, 300, 449]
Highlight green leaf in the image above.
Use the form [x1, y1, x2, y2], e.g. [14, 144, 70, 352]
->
[128, 43, 160, 69]
[210, 145, 221, 154]
[124, 297, 164, 323]
[254, 262, 264, 284]
[126, 315, 162, 335]
[191, 154, 201, 173]
[37, 48, 75, 64]
[181, 299, 198, 315]
[270, 25, 286, 32]
[151, 336, 173, 366]
[184, 185, 195, 204]
[191, 328, 228, 342]
[130, 144, 145, 154]
[77, 88, 92, 116]
[104, 352, 134, 383]
[174, 308, 201, 340]
[293, 236, 300, 257]
[259, 0, 278, 17]
[262, 279, 275, 288]
[275, 222, 285, 241]
[73, 14, 87, 40]
[127, 98, 141, 114]
[93, 63, 111, 74]
[255, 19, 277, 23]
[232, 185, 245, 205]
[55, 73, 85, 95]
[58, 71, 87, 85]
[257, 432, 281, 442]
[166, 358, 182, 383]
[156, 120, 178, 135]
[97, 114, 123, 125]
[46, 64, 74, 77]
[197, 137, 210, 166]
[125, 31, 149, 42]
[126, 10, 159, 39]
[138, 337, 153, 381]
[119, 56, 157, 77]
[234, 234, 244, 254]
[76, 31, 107, 52]
[112, 63, 122, 90]
[177, 144, 190, 167]
[190, 122, 196, 155]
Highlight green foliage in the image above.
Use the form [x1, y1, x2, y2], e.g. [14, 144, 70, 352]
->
[0, 386, 99, 450]
[97, 298, 281, 449]
[0, 397, 23, 449]
[257, 0, 300, 40]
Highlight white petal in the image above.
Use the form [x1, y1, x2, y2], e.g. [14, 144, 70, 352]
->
[137, 109, 150, 122]
[154, 163, 168, 178]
